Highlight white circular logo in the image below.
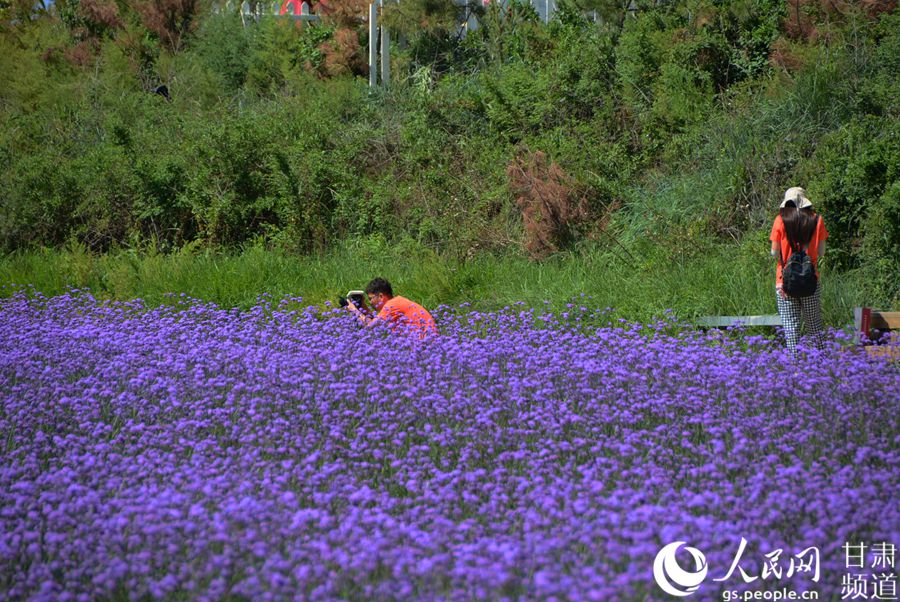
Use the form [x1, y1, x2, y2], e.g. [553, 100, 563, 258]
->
[653, 541, 709, 597]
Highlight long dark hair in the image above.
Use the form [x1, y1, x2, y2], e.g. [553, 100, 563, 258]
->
[780, 205, 818, 250]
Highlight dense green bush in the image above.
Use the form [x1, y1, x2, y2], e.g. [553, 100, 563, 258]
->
[193, 11, 253, 93]
[801, 116, 899, 304]
[0, 0, 896, 307]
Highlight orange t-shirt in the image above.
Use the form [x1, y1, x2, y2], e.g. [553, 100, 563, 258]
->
[376, 296, 437, 335]
[770, 214, 829, 286]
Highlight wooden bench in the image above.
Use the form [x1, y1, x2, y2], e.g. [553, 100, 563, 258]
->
[697, 308, 899, 359]
[697, 315, 781, 328]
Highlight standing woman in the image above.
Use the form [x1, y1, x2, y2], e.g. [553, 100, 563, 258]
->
[770, 187, 829, 352]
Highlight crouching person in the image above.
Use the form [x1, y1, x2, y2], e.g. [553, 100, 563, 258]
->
[344, 278, 437, 337]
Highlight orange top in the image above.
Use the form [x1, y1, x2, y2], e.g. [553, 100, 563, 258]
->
[377, 296, 437, 335]
[770, 214, 829, 286]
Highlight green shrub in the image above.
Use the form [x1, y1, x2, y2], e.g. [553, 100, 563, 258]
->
[801, 116, 898, 266]
[193, 11, 253, 93]
[800, 116, 899, 305]
[615, 10, 669, 112]
[459, 0, 544, 67]
[1, 0, 897, 314]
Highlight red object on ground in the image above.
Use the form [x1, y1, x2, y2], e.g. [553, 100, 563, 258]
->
[860, 307, 872, 341]
[280, 0, 328, 16]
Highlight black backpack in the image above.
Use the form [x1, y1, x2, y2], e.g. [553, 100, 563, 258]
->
[782, 245, 817, 298]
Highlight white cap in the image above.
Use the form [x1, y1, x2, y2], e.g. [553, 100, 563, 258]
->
[780, 187, 813, 209]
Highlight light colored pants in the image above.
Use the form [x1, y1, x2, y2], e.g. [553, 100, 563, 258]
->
[776, 285, 825, 352]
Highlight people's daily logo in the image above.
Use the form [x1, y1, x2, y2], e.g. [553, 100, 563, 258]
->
[653, 541, 708, 597]
[652, 539, 897, 600]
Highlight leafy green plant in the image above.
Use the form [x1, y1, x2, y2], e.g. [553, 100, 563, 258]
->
[193, 10, 253, 92]
[800, 115, 899, 305]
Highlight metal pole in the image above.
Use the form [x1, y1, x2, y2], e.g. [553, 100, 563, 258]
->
[380, 1, 390, 88]
[368, 3, 378, 88]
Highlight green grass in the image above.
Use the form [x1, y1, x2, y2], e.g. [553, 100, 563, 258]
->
[0, 238, 870, 327]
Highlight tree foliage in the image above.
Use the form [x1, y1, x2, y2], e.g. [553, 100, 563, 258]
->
[0, 0, 897, 304]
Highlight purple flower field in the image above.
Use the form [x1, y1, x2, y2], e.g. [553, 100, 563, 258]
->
[1, 290, 897, 602]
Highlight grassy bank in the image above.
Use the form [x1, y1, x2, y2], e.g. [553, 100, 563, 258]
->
[3, 5, 896, 312]
[0, 243, 868, 326]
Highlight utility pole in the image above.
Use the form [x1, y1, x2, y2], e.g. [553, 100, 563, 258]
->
[368, 2, 378, 87]
[368, 0, 391, 88]
[380, 0, 390, 88]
